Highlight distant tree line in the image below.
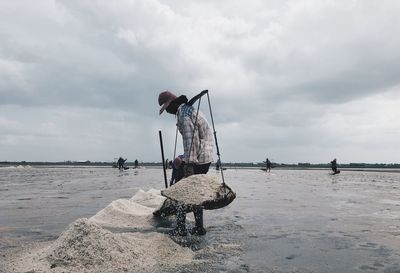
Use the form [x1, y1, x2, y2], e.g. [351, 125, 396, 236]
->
[297, 162, 400, 169]
[1, 161, 399, 169]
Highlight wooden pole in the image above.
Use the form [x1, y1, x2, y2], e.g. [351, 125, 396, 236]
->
[159, 130, 168, 188]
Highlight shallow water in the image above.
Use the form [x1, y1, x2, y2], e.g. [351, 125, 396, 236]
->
[1, 166, 400, 272]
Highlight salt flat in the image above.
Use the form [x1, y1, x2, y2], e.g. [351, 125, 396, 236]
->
[1, 166, 399, 272]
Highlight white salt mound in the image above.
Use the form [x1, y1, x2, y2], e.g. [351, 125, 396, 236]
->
[47, 218, 132, 268]
[3, 189, 194, 273]
[130, 188, 166, 209]
[45, 218, 193, 272]
[90, 199, 154, 230]
[90, 189, 166, 230]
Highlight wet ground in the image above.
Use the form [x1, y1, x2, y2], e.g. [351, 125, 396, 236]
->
[1, 166, 400, 272]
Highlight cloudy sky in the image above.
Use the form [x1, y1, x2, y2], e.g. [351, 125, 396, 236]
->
[1, 0, 399, 164]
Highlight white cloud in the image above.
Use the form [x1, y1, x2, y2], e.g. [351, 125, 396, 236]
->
[0, 0, 399, 163]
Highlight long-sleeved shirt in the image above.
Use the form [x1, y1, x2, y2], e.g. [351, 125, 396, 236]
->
[176, 104, 213, 164]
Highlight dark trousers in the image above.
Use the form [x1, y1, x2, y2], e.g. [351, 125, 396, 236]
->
[193, 162, 211, 174]
[175, 203, 205, 235]
[171, 162, 211, 186]
[174, 162, 210, 235]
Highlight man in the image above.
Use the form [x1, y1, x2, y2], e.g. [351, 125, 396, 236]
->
[117, 157, 126, 170]
[266, 158, 272, 172]
[134, 159, 139, 168]
[158, 90, 213, 236]
[216, 158, 221, 170]
[331, 158, 337, 173]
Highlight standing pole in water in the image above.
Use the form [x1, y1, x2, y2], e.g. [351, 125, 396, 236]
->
[159, 130, 168, 188]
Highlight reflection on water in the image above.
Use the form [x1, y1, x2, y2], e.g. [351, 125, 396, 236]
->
[1, 166, 400, 272]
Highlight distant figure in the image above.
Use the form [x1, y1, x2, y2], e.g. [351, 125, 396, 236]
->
[266, 158, 272, 172]
[216, 158, 221, 171]
[331, 158, 338, 173]
[117, 157, 126, 170]
[165, 159, 169, 169]
[134, 159, 139, 168]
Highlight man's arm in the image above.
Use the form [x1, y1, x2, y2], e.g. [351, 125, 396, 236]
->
[188, 90, 208, 106]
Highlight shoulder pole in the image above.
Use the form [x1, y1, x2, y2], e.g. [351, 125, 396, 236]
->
[173, 124, 178, 162]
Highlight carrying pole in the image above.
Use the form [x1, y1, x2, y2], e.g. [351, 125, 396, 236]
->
[187, 97, 202, 163]
[159, 130, 168, 188]
[172, 126, 178, 162]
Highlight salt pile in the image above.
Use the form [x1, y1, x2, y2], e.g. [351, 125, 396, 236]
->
[130, 188, 167, 209]
[3, 189, 195, 273]
[90, 189, 166, 231]
[46, 218, 194, 272]
[48, 218, 140, 269]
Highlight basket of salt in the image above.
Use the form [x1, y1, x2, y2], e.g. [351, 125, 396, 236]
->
[160, 174, 236, 210]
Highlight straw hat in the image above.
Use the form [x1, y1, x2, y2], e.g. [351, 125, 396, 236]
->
[158, 91, 177, 115]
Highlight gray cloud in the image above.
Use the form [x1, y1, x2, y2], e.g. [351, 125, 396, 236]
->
[1, 0, 399, 163]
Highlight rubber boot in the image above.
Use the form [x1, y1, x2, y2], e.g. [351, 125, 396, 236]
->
[169, 204, 187, 236]
[191, 206, 206, 236]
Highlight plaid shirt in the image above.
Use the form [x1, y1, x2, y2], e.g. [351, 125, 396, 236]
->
[177, 104, 213, 164]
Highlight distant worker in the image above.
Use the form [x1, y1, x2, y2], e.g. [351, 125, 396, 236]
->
[134, 159, 139, 168]
[158, 90, 213, 236]
[117, 157, 126, 170]
[165, 159, 169, 169]
[331, 158, 338, 173]
[266, 158, 272, 172]
[216, 158, 221, 171]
